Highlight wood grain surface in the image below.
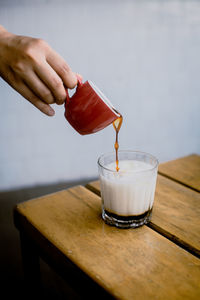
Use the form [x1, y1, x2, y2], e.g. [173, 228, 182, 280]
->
[14, 186, 200, 300]
[86, 174, 200, 257]
[158, 154, 200, 192]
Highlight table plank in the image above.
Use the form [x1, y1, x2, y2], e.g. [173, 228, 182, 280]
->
[86, 175, 200, 257]
[14, 186, 200, 300]
[158, 154, 200, 192]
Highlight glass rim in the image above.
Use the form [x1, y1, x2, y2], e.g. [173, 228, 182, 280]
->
[97, 150, 159, 173]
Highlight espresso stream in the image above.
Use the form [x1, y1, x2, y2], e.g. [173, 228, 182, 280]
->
[113, 116, 123, 171]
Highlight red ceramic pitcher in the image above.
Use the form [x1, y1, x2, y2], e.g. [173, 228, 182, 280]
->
[64, 77, 120, 135]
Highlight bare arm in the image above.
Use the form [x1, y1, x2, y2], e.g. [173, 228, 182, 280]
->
[0, 25, 77, 116]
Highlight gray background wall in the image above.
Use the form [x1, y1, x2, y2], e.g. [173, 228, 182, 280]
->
[0, 0, 200, 190]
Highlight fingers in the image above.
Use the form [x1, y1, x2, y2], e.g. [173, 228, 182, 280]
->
[5, 68, 55, 116]
[18, 81, 55, 116]
[21, 69, 55, 105]
[34, 61, 67, 105]
[46, 48, 77, 89]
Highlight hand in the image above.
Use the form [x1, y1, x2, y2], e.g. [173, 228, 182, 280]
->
[0, 25, 77, 116]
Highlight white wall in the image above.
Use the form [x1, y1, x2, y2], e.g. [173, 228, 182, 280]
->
[0, 0, 200, 190]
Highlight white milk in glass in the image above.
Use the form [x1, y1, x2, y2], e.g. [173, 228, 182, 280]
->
[100, 160, 157, 217]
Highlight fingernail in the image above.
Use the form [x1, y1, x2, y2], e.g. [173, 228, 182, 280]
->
[48, 108, 55, 116]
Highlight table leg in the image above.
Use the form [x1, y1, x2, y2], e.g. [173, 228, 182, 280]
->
[20, 231, 42, 297]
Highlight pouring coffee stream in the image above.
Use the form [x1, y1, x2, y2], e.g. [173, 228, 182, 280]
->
[113, 115, 123, 172]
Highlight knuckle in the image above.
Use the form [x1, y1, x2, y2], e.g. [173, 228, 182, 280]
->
[38, 88, 55, 104]
[34, 38, 47, 49]
[46, 99, 54, 104]
[23, 42, 36, 57]
[28, 94, 38, 105]
[42, 89, 52, 99]
[58, 64, 78, 89]
[52, 77, 63, 90]
[12, 60, 25, 73]
[58, 90, 66, 101]
[58, 63, 71, 76]
[51, 77, 66, 102]
[35, 38, 45, 45]
[40, 90, 54, 104]
[24, 38, 47, 58]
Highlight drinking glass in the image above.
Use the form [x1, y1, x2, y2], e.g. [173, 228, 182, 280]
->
[98, 150, 159, 228]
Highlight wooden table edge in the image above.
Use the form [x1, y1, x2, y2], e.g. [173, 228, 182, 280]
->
[13, 206, 114, 299]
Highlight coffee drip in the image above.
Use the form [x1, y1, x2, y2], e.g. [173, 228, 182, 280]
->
[113, 116, 123, 171]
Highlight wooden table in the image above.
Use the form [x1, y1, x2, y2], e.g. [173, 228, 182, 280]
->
[14, 154, 200, 299]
